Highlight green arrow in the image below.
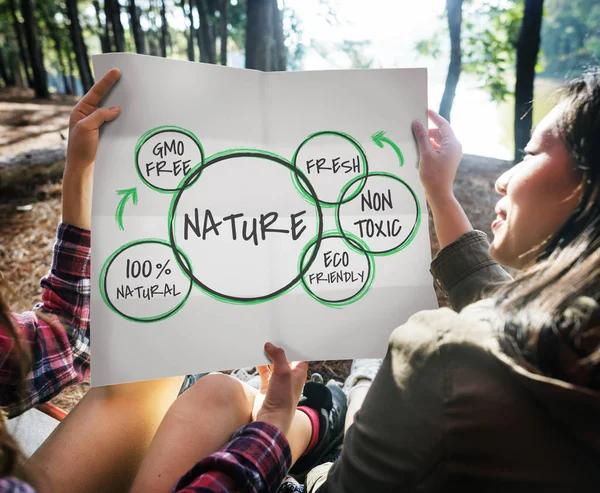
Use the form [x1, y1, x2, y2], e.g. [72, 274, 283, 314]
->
[371, 130, 405, 167]
[115, 188, 138, 231]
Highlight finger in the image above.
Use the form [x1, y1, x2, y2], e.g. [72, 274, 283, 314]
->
[289, 361, 307, 371]
[430, 138, 441, 151]
[74, 69, 121, 116]
[427, 109, 449, 128]
[427, 109, 456, 139]
[257, 365, 271, 386]
[428, 127, 442, 143]
[78, 106, 121, 131]
[411, 120, 432, 155]
[264, 342, 289, 374]
[81, 68, 121, 107]
[291, 361, 308, 379]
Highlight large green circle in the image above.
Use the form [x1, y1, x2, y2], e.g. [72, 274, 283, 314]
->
[168, 149, 324, 304]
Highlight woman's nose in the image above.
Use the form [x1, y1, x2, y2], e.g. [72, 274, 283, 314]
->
[495, 168, 512, 196]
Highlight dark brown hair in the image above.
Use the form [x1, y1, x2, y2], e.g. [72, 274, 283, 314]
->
[0, 292, 30, 477]
[495, 68, 600, 389]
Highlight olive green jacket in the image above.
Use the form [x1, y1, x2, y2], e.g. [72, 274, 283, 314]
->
[307, 231, 600, 492]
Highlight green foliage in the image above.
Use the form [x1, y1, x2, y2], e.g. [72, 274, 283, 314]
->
[284, 5, 305, 70]
[416, 0, 523, 102]
[415, 37, 442, 59]
[541, 0, 600, 77]
[339, 40, 373, 69]
[461, 0, 522, 101]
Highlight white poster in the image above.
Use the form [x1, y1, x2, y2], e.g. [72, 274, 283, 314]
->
[91, 53, 437, 386]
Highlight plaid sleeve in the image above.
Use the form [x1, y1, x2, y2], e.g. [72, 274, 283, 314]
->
[0, 478, 37, 493]
[0, 223, 90, 418]
[174, 422, 292, 493]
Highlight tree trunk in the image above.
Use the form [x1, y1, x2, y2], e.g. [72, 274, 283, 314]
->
[41, 3, 72, 94]
[65, 0, 94, 93]
[93, 0, 111, 53]
[197, 0, 217, 63]
[192, 0, 207, 61]
[246, 0, 273, 70]
[439, 0, 463, 122]
[220, 0, 228, 65]
[20, 0, 49, 98]
[514, 0, 544, 162]
[183, 0, 195, 61]
[106, 0, 126, 52]
[271, 0, 286, 71]
[128, 0, 146, 54]
[0, 49, 15, 86]
[67, 50, 77, 95]
[9, 0, 33, 87]
[159, 0, 168, 57]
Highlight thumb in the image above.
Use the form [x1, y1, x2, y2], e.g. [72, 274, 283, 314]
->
[264, 342, 289, 373]
[412, 120, 432, 155]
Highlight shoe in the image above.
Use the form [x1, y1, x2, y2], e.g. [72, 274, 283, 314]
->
[290, 380, 348, 481]
[178, 373, 208, 395]
[342, 359, 382, 401]
[230, 367, 261, 389]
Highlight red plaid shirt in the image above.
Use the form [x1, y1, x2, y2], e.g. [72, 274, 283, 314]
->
[0, 223, 90, 418]
[174, 422, 292, 493]
[0, 422, 291, 493]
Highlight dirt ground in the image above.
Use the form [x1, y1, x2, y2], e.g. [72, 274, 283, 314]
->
[0, 88, 511, 412]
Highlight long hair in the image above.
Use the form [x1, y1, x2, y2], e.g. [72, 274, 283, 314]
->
[495, 68, 600, 389]
[0, 291, 30, 477]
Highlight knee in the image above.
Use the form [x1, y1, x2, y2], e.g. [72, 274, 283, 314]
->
[187, 373, 250, 412]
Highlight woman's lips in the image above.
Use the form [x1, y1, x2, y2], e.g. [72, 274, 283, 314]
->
[491, 215, 505, 231]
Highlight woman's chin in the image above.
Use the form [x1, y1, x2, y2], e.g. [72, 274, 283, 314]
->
[489, 234, 512, 268]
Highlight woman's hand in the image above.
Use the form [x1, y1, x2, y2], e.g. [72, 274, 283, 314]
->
[412, 109, 463, 205]
[66, 68, 121, 173]
[253, 343, 308, 438]
[413, 110, 473, 248]
[62, 69, 121, 230]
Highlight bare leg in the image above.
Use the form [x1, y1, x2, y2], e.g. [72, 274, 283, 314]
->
[288, 409, 312, 464]
[130, 374, 256, 493]
[131, 374, 313, 493]
[344, 385, 369, 433]
[27, 376, 184, 493]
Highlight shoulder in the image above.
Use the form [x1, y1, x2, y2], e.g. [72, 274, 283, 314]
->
[388, 300, 501, 388]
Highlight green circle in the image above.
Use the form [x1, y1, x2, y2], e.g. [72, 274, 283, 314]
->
[168, 148, 324, 305]
[298, 230, 376, 307]
[134, 125, 204, 194]
[291, 131, 369, 208]
[335, 171, 421, 256]
[99, 239, 193, 323]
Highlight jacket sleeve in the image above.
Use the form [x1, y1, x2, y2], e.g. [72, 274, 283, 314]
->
[430, 230, 512, 312]
[174, 422, 291, 493]
[0, 223, 90, 418]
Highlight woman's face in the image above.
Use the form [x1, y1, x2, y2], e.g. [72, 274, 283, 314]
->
[490, 104, 583, 269]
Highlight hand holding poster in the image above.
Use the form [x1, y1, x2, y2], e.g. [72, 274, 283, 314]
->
[91, 53, 437, 386]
